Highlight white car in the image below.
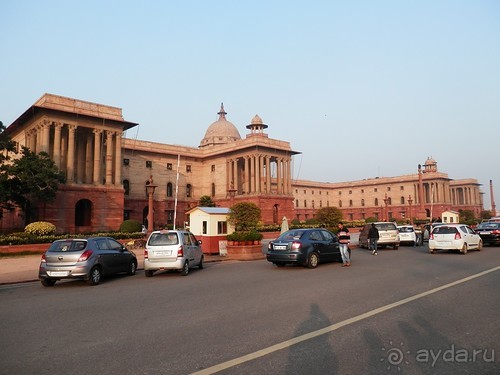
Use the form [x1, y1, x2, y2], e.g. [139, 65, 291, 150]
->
[144, 230, 204, 276]
[428, 224, 482, 254]
[397, 225, 417, 246]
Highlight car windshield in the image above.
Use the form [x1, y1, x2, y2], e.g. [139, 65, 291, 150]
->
[376, 223, 397, 231]
[433, 226, 458, 234]
[278, 230, 306, 241]
[148, 232, 179, 245]
[476, 223, 500, 230]
[398, 227, 414, 233]
[49, 240, 87, 252]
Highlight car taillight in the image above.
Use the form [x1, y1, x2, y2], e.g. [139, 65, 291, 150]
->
[41, 253, 46, 263]
[454, 232, 461, 240]
[177, 246, 184, 257]
[78, 250, 93, 262]
[144, 249, 148, 259]
[491, 230, 500, 235]
[430, 234, 434, 240]
[291, 241, 302, 250]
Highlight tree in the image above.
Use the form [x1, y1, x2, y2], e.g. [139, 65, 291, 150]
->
[2, 147, 66, 225]
[459, 209, 476, 225]
[315, 206, 343, 227]
[228, 202, 261, 231]
[199, 195, 216, 207]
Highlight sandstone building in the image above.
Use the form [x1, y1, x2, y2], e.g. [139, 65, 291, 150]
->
[1, 94, 483, 233]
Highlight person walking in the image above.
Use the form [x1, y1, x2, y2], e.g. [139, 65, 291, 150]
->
[337, 222, 351, 267]
[368, 223, 379, 255]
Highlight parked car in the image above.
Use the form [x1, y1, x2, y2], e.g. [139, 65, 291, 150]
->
[39, 237, 137, 286]
[144, 230, 203, 277]
[428, 224, 483, 254]
[358, 222, 400, 249]
[474, 222, 500, 246]
[397, 225, 417, 246]
[266, 228, 346, 268]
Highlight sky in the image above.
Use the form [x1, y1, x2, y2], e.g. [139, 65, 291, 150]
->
[1, 0, 499, 210]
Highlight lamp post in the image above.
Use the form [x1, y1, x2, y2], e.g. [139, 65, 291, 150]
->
[145, 175, 157, 236]
[408, 195, 413, 225]
[382, 193, 389, 221]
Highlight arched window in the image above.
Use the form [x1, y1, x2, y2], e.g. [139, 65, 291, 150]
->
[361, 199, 365, 206]
[375, 198, 379, 206]
[339, 200, 342, 208]
[75, 199, 92, 227]
[123, 180, 130, 195]
[167, 182, 173, 197]
[186, 184, 192, 198]
[400, 196, 405, 204]
[388, 197, 392, 205]
[349, 200, 353, 207]
[211, 183, 215, 197]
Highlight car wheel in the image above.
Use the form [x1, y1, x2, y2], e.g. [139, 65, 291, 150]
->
[461, 244, 468, 254]
[306, 252, 319, 269]
[145, 270, 154, 277]
[86, 266, 102, 286]
[429, 249, 434, 254]
[41, 278, 56, 287]
[127, 260, 137, 275]
[477, 240, 483, 251]
[394, 244, 399, 250]
[198, 255, 204, 269]
[180, 261, 189, 276]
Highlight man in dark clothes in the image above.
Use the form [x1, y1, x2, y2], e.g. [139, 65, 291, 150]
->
[368, 223, 379, 255]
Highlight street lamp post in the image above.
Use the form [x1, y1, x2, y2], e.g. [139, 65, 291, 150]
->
[408, 195, 413, 225]
[145, 175, 157, 237]
[383, 193, 389, 221]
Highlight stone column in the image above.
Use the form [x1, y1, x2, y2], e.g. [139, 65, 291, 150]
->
[53, 122, 63, 168]
[245, 156, 250, 194]
[251, 155, 257, 194]
[114, 131, 122, 186]
[93, 129, 102, 185]
[234, 158, 239, 194]
[66, 124, 77, 183]
[259, 155, 264, 193]
[85, 132, 93, 184]
[105, 131, 113, 185]
[266, 156, 271, 194]
[276, 158, 282, 194]
[41, 119, 51, 154]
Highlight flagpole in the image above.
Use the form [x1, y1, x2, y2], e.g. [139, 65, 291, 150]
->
[173, 154, 180, 230]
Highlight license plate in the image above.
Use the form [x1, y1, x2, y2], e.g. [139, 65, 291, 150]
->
[154, 251, 171, 256]
[480, 232, 489, 235]
[274, 245, 287, 250]
[48, 271, 69, 277]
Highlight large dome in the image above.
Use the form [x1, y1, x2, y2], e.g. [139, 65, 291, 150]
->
[200, 103, 241, 147]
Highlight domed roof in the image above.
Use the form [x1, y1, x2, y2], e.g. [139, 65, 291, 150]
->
[200, 103, 241, 147]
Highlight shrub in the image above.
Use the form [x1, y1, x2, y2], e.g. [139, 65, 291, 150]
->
[119, 219, 142, 233]
[24, 221, 56, 236]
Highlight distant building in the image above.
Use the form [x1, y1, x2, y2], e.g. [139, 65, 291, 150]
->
[1, 94, 483, 233]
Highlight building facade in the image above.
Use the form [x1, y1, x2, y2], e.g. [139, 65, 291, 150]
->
[1, 94, 483, 233]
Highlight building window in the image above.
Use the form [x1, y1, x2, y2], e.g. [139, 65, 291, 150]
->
[202, 221, 207, 234]
[123, 158, 130, 166]
[304, 200, 307, 208]
[319, 200, 322, 207]
[167, 163, 172, 170]
[167, 182, 173, 197]
[388, 197, 392, 205]
[312, 200, 315, 208]
[123, 180, 130, 195]
[401, 196, 405, 204]
[339, 191, 342, 195]
[387, 187, 391, 191]
[400, 186, 404, 190]
[349, 190, 352, 195]
[361, 189, 364, 193]
[349, 200, 353, 207]
[186, 184, 192, 198]
[296, 199, 299, 207]
[211, 165, 215, 172]
[186, 165, 191, 172]
[217, 221, 228, 234]
[339, 200, 342, 208]
[375, 198, 379, 206]
[211, 183, 215, 197]
[304, 190, 306, 194]
[374, 188, 378, 192]
[167, 210, 174, 225]
[146, 161, 152, 168]
[312, 190, 314, 195]
[361, 199, 365, 206]
[124, 210, 131, 220]
[295, 189, 298, 193]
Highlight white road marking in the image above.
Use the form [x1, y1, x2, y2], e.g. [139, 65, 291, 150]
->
[192, 265, 500, 374]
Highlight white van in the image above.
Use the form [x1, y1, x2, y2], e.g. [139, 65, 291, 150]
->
[358, 222, 400, 249]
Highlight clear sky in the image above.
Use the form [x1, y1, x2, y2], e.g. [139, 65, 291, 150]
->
[1, 1, 499, 210]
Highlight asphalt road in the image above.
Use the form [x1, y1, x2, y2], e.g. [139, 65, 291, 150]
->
[1, 244, 499, 375]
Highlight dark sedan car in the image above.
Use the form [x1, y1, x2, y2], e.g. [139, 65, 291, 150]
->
[474, 222, 500, 246]
[266, 228, 346, 268]
[39, 237, 137, 286]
